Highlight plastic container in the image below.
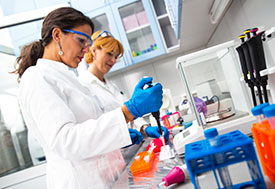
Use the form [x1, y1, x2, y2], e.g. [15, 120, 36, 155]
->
[251, 103, 269, 124]
[185, 129, 266, 189]
[136, 11, 149, 26]
[161, 112, 180, 129]
[0, 110, 20, 176]
[122, 14, 139, 31]
[263, 104, 275, 129]
[251, 120, 275, 183]
[130, 151, 155, 176]
[204, 128, 233, 189]
[160, 165, 189, 187]
[146, 138, 163, 153]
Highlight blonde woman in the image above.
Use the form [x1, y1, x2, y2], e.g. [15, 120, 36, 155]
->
[78, 30, 169, 145]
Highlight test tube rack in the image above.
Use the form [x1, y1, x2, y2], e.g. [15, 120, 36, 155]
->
[185, 130, 266, 189]
[251, 120, 275, 183]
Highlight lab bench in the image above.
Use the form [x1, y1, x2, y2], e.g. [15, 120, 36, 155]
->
[116, 137, 275, 188]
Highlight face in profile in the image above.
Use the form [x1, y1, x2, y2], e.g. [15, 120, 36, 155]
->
[60, 24, 93, 68]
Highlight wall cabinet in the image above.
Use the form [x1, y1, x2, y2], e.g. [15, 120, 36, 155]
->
[86, 0, 167, 72]
[151, 0, 180, 50]
[2, 0, 182, 71]
[85, 6, 128, 72]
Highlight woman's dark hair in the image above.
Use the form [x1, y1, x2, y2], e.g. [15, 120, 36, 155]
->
[12, 7, 94, 82]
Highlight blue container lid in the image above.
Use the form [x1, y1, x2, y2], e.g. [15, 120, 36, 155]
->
[263, 104, 275, 118]
[251, 103, 269, 116]
[204, 128, 218, 139]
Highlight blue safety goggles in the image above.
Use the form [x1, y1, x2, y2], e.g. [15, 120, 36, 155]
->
[93, 30, 114, 42]
[62, 29, 93, 48]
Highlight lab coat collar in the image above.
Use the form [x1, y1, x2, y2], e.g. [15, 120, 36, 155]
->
[36, 58, 74, 75]
[81, 71, 115, 93]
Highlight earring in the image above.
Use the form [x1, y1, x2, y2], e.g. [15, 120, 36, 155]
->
[57, 41, 63, 56]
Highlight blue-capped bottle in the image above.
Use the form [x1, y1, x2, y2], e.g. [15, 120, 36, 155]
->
[263, 104, 275, 130]
[251, 103, 269, 124]
[204, 128, 233, 189]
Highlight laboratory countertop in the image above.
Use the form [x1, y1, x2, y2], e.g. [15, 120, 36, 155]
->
[115, 138, 275, 189]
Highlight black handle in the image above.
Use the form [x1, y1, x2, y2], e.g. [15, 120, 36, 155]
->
[152, 111, 162, 135]
[145, 81, 163, 135]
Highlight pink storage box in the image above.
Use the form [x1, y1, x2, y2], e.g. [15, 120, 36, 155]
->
[161, 112, 180, 129]
[136, 11, 149, 26]
[122, 14, 139, 31]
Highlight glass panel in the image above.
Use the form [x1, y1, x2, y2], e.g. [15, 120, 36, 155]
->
[177, 44, 251, 129]
[0, 21, 46, 179]
[91, 14, 110, 32]
[0, 52, 46, 178]
[151, 0, 178, 49]
[151, 0, 167, 16]
[118, 0, 157, 58]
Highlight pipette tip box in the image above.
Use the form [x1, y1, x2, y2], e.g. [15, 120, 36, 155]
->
[130, 151, 155, 176]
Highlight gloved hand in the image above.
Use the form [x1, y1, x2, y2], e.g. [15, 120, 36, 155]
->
[128, 128, 144, 145]
[145, 126, 169, 142]
[124, 77, 163, 119]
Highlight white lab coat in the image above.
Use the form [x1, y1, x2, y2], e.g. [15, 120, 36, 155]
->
[78, 70, 148, 130]
[18, 59, 132, 189]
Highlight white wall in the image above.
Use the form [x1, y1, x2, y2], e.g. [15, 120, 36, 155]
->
[207, 0, 275, 47]
[106, 51, 190, 107]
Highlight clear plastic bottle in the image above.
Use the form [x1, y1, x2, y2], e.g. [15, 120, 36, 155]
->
[204, 128, 233, 189]
[251, 103, 269, 124]
[263, 104, 275, 130]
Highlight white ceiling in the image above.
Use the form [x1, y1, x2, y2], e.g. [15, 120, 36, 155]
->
[179, 0, 222, 52]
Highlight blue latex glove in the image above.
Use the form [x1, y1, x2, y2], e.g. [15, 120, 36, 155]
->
[124, 77, 163, 119]
[145, 126, 169, 142]
[128, 128, 143, 145]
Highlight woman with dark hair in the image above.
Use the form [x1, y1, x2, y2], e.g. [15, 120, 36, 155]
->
[14, 7, 163, 188]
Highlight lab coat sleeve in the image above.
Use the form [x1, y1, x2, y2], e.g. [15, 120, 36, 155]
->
[111, 82, 148, 130]
[132, 117, 148, 130]
[18, 71, 132, 161]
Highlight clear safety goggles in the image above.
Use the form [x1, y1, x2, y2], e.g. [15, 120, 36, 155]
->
[93, 30, 114, 42]
[63, 29, 93, 49]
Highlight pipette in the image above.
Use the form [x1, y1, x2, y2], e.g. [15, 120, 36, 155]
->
[247, 28, 269, 103]
[152, 111, 164, 143]
[236, 34, 257, 106]
[243, 29, 263, 104]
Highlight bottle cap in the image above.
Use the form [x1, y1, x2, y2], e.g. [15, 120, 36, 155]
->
[251, 103, 269, 116]
[263, 104, 275, 118]
[204, 128, 218, 139]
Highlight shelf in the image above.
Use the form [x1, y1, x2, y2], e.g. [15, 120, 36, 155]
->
[125, 23, 150, 34]
[157, 13, 169, 20]
[260, 66, 275, 76]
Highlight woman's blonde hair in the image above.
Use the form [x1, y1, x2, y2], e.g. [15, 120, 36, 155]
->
[85, 30, 124, 63]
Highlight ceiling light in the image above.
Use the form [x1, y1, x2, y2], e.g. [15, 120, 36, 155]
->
[209, 0, 232, 24]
